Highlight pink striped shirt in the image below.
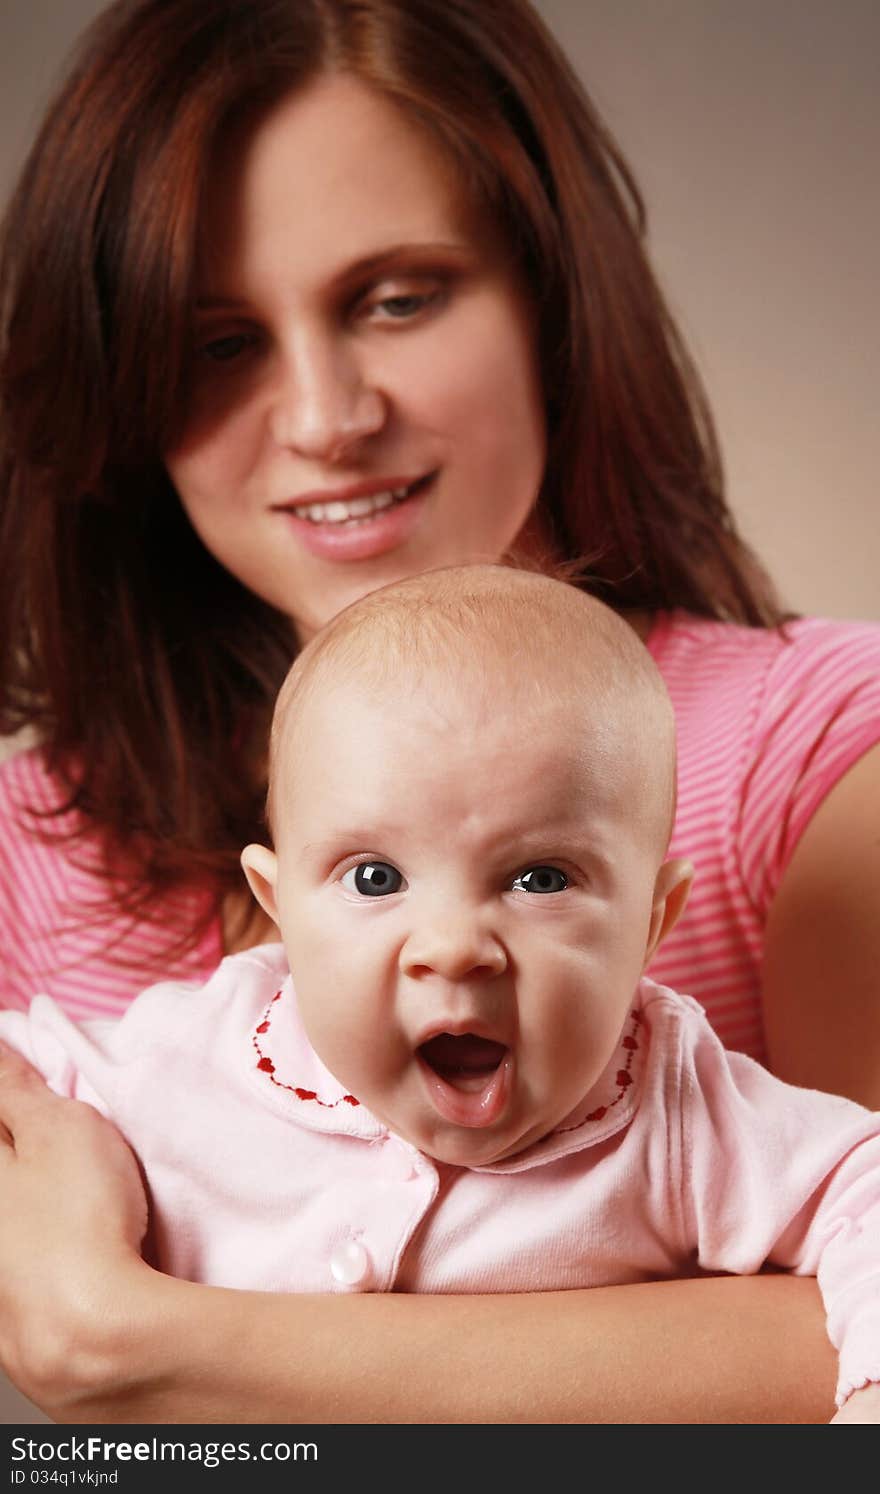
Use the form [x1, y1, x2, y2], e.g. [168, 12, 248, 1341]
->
[1, 612, 879, 1058]
[646, 613, 880, 1058]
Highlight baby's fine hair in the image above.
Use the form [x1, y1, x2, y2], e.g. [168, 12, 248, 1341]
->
[268, 564, 677, 848]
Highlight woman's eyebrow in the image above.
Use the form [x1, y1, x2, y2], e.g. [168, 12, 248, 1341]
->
[194, 293, 252, 312]
[194, 241, 476, 310]
[336, 240, 475, 278]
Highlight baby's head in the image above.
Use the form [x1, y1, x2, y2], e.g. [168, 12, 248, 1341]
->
[243, 565, 691, 1167]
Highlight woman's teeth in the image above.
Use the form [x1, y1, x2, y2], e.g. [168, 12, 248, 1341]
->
[299, 484, 412, 525]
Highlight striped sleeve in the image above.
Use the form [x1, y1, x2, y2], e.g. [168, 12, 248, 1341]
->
[0, 746, 222, 1019]
[648, 612, 880, 1059]
[737, 619, 880, 912]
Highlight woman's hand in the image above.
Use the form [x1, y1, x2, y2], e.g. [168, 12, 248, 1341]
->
[0, 1041, 149, 1415]
[830, 1383, 880, 1424]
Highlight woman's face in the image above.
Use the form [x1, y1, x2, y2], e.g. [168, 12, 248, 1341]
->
[165, 74, 547, 642]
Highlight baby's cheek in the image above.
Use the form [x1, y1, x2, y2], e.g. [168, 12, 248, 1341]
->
[543, 985, 623, 1080]
[282, 926, 342, 1022]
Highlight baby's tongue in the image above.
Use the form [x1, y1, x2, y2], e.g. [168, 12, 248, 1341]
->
[419, 1033, 507, 1093]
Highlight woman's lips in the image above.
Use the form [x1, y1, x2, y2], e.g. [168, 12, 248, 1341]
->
[275, 474, 433, 562]
[417, 1032, 512, 1129]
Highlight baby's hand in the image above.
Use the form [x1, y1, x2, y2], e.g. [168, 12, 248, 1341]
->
[830, 1384, 880, 1423]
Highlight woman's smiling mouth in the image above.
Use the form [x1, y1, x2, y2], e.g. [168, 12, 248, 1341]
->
[274, 474, 434, 560]
[297, 482, 414, 525]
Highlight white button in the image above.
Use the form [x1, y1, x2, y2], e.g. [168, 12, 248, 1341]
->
[329, 1239, 372, 1289]
[393, 1153, 419, 1183]
[383, 1137, 419, 1181]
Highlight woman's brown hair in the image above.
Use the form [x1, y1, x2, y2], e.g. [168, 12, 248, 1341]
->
[0, 0, 783, 964]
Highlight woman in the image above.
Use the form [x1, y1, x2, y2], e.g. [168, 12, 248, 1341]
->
[1, 0, 877, 1422]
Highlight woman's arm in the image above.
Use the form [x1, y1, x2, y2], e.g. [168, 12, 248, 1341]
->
[65, 1265, 835, 1425]
[762, 743, 880, 1106]
[0, 1046, 836, 1425]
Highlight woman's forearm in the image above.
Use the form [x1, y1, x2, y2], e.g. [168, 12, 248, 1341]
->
[0, 1049, 837, 1425]
[43, 1265, 836, 1425]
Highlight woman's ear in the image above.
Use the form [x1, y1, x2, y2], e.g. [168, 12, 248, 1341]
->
[643, 858, 694, 966]
[241, 844, 281, 925]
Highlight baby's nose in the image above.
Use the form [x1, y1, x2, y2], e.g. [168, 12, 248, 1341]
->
[399, 911, 507, 982]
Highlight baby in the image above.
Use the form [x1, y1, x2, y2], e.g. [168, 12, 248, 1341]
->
[3, 565, 880, 1423]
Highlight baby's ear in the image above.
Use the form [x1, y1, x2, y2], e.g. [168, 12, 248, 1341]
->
[643, 858, 694, 966]
[241, 844, 281, 925]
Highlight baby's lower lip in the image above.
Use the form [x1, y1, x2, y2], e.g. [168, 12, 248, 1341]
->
[416, 1035, 512, 1129]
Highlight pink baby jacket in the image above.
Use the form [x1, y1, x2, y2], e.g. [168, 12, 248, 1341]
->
[3, 942, 880, 1409]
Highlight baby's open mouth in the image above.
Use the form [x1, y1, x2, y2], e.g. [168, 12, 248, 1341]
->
[417, 1032, 508, 1094]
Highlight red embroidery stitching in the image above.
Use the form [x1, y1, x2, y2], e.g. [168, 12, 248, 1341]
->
[253, 991, 641, 1123]
[547, 1009, 643, 1139]
[252, 989, 360, 1109]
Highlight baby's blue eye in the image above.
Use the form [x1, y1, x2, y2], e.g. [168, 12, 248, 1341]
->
[342, 861, 405, 897]
[512, 866, 568, 895]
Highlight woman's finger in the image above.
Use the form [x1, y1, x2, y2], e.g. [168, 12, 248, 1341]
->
[0, 1039, 44, 1147]
[0, 1038, 66, 1147]
[0, 1036, 47, 1085]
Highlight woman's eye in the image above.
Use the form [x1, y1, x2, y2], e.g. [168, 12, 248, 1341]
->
[511, 866, 568, 895]
[341, 861, 405, 897]
[200, 333, 255, 363]
[370, 290, 440, 322]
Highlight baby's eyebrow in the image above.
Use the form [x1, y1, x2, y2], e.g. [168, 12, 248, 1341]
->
[301, 830, 389, 857]
[497, 830, 617, 879]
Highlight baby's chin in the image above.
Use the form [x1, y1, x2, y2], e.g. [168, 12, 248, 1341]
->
[393, 1112, 547, 1170]
[427, 1136, 529, 1168]
[371, 1060, 561, 1167]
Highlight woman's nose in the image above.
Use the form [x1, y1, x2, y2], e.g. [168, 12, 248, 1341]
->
[399, 912, 508, 983]
[268, 333, 386, 462]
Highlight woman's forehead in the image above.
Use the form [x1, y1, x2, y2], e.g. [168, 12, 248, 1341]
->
[196, 74, 487, 285]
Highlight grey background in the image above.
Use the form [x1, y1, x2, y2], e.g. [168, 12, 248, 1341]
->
[1, 0, 878, 1427]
